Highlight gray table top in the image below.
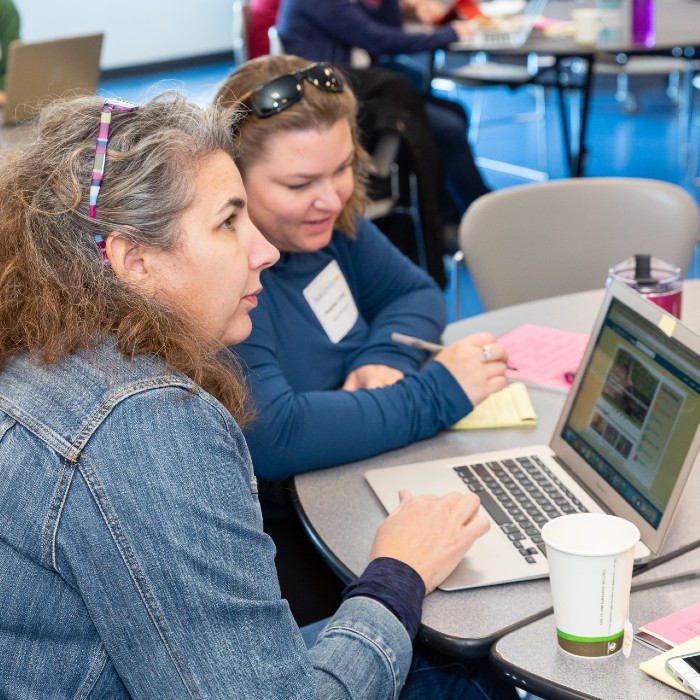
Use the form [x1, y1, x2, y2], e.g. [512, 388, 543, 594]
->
[294, 282, 700, 658]
[450, 0, 700, 56]
[492, 545, 700, 700]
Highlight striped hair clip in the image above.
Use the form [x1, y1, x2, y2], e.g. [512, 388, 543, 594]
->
[89, 98, 137, 262]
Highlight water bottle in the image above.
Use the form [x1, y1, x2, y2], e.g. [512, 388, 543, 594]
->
[631, 0, 655, 47]
[607, 254, 683, 318]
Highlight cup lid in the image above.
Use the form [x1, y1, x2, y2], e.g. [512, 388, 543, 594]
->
[608, 254, 681, 294]
[542, 513, 640, 556]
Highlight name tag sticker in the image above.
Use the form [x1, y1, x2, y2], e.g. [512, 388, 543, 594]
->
[303, 260, 358, 343]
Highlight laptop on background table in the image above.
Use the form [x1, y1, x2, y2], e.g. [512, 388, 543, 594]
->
[366, 281, 700, 591]
[3, 33, 104, 125]
[441, 0, 550, 49]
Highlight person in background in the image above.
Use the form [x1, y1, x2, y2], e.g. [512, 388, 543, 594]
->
[248, 0, 281, 59]
[278, 0, 473, 68]
[0, 90, 516, 699]
[0, 0, 21, 107]
[215, 55, 508, 622]
[277, 0, 491, 246]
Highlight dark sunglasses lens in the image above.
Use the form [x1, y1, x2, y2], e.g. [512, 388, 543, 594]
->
[304, 64, 344, 92]
[251, 74, 303, 118]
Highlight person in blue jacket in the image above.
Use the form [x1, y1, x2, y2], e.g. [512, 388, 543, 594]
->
[0, 91, 517, 699]
[278, 0, 467, 67]
[216, 55, 508, 484]
[216, 52, 508, 628]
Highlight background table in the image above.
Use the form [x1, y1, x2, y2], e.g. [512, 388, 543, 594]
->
[294, 281, 700, 657]
[435, 0, 700, 176]
[504, 0, 700, 56]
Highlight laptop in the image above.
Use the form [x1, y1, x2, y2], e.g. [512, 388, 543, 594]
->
[366, 280, 700, 590]
[442, 0, 550, 49]
[3, 33, 104, 125]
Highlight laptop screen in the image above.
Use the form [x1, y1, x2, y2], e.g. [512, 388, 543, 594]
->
[559, 296, 700, 530]
[3, 33, 103, 125]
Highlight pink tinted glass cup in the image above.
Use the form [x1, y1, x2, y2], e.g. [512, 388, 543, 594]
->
[607, 255, 682, 318]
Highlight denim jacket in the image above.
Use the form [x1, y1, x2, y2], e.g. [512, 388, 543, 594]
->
[0, 342, 412, 699]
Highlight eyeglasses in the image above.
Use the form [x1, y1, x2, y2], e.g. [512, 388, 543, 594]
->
[238, 62, 344, 119]
[89, 98, 138, 261]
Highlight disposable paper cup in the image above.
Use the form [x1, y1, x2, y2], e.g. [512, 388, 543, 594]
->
[572, 8, 601, 46]
[542, 513, 639, 658]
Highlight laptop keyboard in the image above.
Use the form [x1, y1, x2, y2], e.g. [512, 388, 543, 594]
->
[453, 455, 589, 564]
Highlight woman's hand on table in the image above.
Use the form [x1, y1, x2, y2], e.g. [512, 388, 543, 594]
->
[370, 490, 489, 594]
[451, 19, 478, 38]
[434, 331, 508, 406]
[415, 0, 449, 23]
[401, 0, 445, 23]
[343, 364, 405, 391]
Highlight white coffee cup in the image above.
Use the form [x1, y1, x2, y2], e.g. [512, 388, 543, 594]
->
[542, 513, 639, 658]
[572, 7, 601, 46]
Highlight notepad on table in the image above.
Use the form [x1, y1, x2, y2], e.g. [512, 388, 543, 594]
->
[639, 633, 700, 694]
[452, 382, 537, 429]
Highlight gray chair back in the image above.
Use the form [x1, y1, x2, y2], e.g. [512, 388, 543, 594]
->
[458, 177, 700, 310]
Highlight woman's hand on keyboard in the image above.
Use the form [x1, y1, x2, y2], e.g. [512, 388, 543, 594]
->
[370, 490, 489, 594]
[434, 331, 508, 407]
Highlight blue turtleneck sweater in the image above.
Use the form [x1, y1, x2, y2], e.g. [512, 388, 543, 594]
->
[234, 218, 473, 479]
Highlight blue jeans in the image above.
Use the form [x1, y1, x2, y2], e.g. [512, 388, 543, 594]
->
[424, 99, 491, 219]
[301, 619, 519, 700]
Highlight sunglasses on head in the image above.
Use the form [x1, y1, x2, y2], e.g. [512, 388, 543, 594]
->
[239, 62, 345, 119]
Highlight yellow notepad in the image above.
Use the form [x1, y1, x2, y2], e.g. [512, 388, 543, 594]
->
[451, 382, 537, 430]
[639, 633, 700, 694]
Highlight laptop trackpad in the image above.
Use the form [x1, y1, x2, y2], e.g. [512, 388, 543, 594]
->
[439, 514, 549, 591]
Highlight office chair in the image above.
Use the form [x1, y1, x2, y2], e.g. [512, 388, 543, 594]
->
[363, 129, 427, 272]
[232, 0, 251, 66]
[593, 54, 692, 114]
[454, 177, 700, 313]
[267, 24, 284, 56]
[687, 72, 700, 190]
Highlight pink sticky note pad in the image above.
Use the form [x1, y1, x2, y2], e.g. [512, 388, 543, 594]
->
[498, 324, 590, 391]
[640, 602, 700, 647]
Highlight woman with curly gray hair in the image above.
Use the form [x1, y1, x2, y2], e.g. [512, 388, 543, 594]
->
[0, 92, 505, 699]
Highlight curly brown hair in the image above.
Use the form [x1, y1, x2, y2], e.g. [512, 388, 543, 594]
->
[0, 92, 254, 425]
[214, 54, 371, 238]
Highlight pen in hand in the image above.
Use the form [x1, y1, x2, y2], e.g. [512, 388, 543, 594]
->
[390, 332, 445, 354]
[390, 332, 517, 370]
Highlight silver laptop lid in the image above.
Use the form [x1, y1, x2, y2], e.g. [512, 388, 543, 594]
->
[4, 33, 103, 124]
[446, 0, 549, 49]
[550, 280, 700, 555]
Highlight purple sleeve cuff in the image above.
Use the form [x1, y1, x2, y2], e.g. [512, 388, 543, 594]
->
[341, 557, 425, 640]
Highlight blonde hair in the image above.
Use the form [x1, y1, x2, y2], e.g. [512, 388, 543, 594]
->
[0, 92, 254, 424]
[214, 54, 371, 238]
